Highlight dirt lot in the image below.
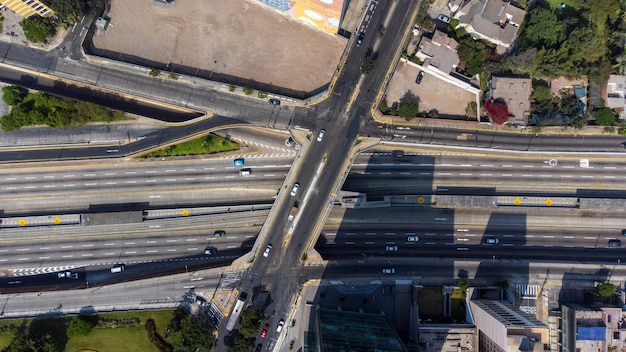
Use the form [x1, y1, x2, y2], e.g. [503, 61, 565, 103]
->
[92, 0, 346, 94]
[385, 60, 476, 117]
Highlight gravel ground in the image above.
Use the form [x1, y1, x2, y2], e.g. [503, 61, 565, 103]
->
[92, 0, 346, 94]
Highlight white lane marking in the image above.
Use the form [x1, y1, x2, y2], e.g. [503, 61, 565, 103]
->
[437, 173, 452, 176]
[502, 165, 514, 168]
[563, 236, 574, 239]
[146, 250, 158, 253]
[522, 165, 534, 168]
[165, 169, 177, 172]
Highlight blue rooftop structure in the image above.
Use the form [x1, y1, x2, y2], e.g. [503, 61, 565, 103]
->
[577, 326, 606, 341]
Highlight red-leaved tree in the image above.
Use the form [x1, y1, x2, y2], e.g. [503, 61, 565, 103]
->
[484, 98, 509, 125]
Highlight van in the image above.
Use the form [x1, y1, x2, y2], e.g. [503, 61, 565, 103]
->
[240, 168, 251, 176]
[110, 264, 125, 273]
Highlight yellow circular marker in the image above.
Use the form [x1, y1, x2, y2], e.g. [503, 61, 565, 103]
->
[546, 199, 553, 206]
[18, 219, 26, 227]
[417, 197, 425, 204]
[53, 217, 61, 225]
[182, 209, 190, 217]
[513, 198, 521, 205]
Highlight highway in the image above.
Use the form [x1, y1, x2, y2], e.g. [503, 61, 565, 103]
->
[0, 156, 294, 213]
[5, 150, 626, 214]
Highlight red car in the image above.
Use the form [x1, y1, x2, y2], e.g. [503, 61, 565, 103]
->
[261, 324, 269, 338]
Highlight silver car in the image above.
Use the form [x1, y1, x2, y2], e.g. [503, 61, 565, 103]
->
[317, 129, 326, 142]
[290, 183, 300, 196]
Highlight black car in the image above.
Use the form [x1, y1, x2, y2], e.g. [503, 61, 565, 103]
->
[609, 239, 622, 248]
[621, 142, 626, 148]
[416, 71, 424, 84]
[268, 99, 280, 105]
[255, 344, 262, 352]
[356, 32, 365, 46]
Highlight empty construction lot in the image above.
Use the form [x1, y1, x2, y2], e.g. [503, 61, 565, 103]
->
[91, 0, 346, 95]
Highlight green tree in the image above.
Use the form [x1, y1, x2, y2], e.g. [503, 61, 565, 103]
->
[397, 99, 419, 121]
[597, 282, 617, 297]
[48, 0, 100, 26]
[456, 36, 487, 75]
[19, 16, 56, 43]
[594, 107, 617, 126]
[149, 68, 161, 77]
[567, 26, 607, 63]
[165, 309, 214, 352]
[361, 56, 375, 74]
[457, 279, 470, 292]
[531, 82, 557, 114]
[519, 7, 564, 50]
[242, 87, 253, 95]
[66, 316, 94, 338]
[227, 334, 253, 352]
[2, 86, 26, 106]
[238, 309, 265, 339]
[579, 0, 620, 28]
[571, 114, 589, 129]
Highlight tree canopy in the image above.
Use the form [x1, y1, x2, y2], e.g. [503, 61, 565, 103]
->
[48, 0, 101, 25]
[1, 86, 26, 106]
[19, 16, 56, 43]
[596, 282, 617, 297]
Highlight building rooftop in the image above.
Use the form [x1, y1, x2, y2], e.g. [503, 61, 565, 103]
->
[488, 76, 531, 126]
[317, 309, 408, 352]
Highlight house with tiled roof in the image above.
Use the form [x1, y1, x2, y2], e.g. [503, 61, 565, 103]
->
[487, 76, 531, 126]
[451, 0, 526, 53]
[415, 30, 460, 75]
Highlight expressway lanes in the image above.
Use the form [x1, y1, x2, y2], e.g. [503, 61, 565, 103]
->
[0, 212, 266, 274]
[0, 156, 293, 212]
[362, 123, 626, 153]
[318, 227, 623, 249]
[345, 152, 626, 193]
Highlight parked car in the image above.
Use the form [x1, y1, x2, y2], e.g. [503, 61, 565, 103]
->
[290, 183, 300, 196]
[416, 71, 424, 84]
[317, 129, 326, 142]
[386, 245, 398, 251]
[263, 244, 273, 257]
[233, 158, 244, 166]
[382, 268, 395, 274]
[268, 98, 280, 105]
[214, 230, 226, 237]
[407, 236, 419, 242]
[436, 14, 450, 23]
[261, 324, 269, 338]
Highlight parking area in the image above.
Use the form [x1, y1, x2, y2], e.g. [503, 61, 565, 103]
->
[92, 0, 345, 94]
[385, 60, 476, 117]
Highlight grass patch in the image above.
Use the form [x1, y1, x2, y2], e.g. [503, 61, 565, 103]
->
[0, 334, 13, 350]
[143, 133, 240, 157]
[65, 310, 174, 352]
[451, 288, 466, 299]
[416, 288, 444, 319]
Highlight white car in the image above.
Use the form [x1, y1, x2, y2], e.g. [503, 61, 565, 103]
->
[407, 236, 419, 242]
[263, 244, 273, 257]
[386, 245, 398, 251]
[290, 183, 300, 196]
[382, 268, 395, 274]
[317, 129, 326, 142]
[437, 14, 450, 23]
[57, 271, 78, 279]
[276, 319, 285, 333]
